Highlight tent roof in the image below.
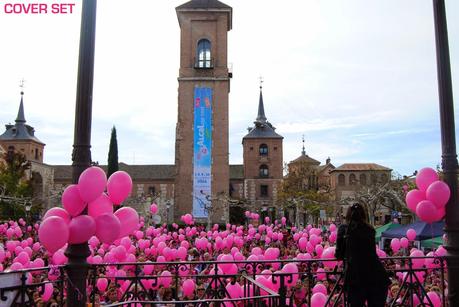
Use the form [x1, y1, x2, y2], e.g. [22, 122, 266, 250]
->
[375, 222, 402, 241]
[421, 236, 444, 249]
[381, 220, 445, 241]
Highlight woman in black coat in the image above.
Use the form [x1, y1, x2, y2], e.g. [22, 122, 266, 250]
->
[335, 203, 390, 307]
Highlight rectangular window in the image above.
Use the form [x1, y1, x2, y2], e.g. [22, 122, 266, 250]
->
[260, 185, 268, 197]
[148, 186, 156, 195]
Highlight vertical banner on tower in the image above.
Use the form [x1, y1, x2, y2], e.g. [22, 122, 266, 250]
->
[193, 87, 212, 218]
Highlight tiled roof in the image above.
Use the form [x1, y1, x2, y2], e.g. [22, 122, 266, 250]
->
[317, 163, 335, 173]
[176, 0, 231, 10]
[290, 154, 320, 165]
[53, 163, 245, 181]
[331, 163, 392, 172]
[243, 124, 283, 139]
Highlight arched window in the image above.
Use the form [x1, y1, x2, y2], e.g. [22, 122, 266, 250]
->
[197, 39, 211, 68]
[349, 173, 356, 185]
[359, 174, 367, 185]
[338, 174, 345, 186]
[259, 144, 268, 156]
[371, 174, 378, 185]
[380, 174, 388, 183]
[259, 165, 269, 178]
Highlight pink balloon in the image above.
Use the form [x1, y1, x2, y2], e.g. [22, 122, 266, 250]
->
[95, 214, 121, 243]
[406, 229, 417, 241]
[391, 238, 401, 253]
[114, 207, 139, 238]
[159, 270, 172, 288]
[97, 278, 108, 292]
[311, 292, 328, 307]
[43, 207, 71, 224]
[62, 185, 86, 217]
[150, 203, 158, 215]
[182, 279, 195, 297]
[416, 200, 438, 223]
[52, 250, 67, 265]
[416, 167, 439, 191]
[42, 283, 54, 302]
[281, 263, 298, 287]
[38, 217, 69, 253]
[312, 283, 328, 295]
[15, 251, 29, 265]
[10, 262, 23, 271]
[68, 215, 96, 244]
[400, 237, 409, 248]
[78, 166, 107, 203]
[424, 291, 441, 307]
[410, 250, 425, 268]
[107, 171, 132, 205]
[426, 181, 450, 209]
[226, 282, 243, 299]
[88, 193, 113, 218]
[405, 189, 425, 213]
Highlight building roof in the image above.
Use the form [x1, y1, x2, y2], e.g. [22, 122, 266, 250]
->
[0, 93, 45, 145]
[243, 88, 283, 140]
[176, 0, 231, 10]
[53, 163, 245, 181]
[317, 163, 335, 174]
[331, 163, 392, 172]
[176, 0, 232, 30]
[290, 153, 321, 165]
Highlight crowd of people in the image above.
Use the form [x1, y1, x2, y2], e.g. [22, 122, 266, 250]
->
[0, 212, 447, 306]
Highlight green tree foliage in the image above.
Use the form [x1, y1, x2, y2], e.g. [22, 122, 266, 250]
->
[0, 151, 33, 220]
[107, 126, 119, 178]
[279, 161, 333, 223]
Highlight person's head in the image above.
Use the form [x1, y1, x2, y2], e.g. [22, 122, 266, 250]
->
[345, 203, 367, 224]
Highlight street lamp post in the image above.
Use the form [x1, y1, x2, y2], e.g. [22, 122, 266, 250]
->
[24, 202, 32, 224]
[65, 1, 97, 306]
[166, 202, 171, 225]
[432, 0, 459, 305]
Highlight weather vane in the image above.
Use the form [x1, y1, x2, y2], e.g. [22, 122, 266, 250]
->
[19, 78, 25, 95]
[259, 76, 264, 89]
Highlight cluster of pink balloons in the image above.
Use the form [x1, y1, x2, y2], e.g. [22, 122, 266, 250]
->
[38, 167, 139, 253]
[180, 214, 194, 225]
[245, 211, 259, 220]
[405, 167, 450, 223]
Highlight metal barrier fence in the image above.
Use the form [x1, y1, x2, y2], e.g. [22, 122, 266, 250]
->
[0, 257, 447, 306]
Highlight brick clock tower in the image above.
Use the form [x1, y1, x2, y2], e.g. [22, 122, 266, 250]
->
[174, 0, 232, 223]
[242, 87, 283, 220]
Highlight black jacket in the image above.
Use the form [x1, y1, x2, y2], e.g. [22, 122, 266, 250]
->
[335, 223, 390, 288]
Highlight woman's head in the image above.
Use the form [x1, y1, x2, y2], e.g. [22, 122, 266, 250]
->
[345, 203, 367, 224]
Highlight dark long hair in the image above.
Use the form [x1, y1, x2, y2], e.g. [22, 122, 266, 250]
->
[345, 203, 369, 227]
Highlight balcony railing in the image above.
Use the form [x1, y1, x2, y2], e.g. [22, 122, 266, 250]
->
[0, 257, 448, 306]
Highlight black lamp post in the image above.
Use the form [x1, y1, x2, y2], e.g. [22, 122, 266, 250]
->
[65, 0, 97, 306]
[432, 0, 458, 305]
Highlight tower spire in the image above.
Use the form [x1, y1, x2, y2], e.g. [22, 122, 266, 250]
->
[302, 134, 306, 155]
[16, 79, 26, 124]
[255, 77, 267, 124]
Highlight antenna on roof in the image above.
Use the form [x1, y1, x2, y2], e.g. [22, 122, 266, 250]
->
[259, 76, 264, 90]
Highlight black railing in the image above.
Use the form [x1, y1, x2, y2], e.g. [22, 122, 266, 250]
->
[0, 257, 448, 306]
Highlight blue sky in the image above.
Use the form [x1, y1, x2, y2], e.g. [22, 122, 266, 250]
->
[0, 0, 457, 176]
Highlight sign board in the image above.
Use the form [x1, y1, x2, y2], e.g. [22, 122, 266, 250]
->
[0, 272, 27, 306]
[192, 87, 212, 218]
[152, 215, 161, 224]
